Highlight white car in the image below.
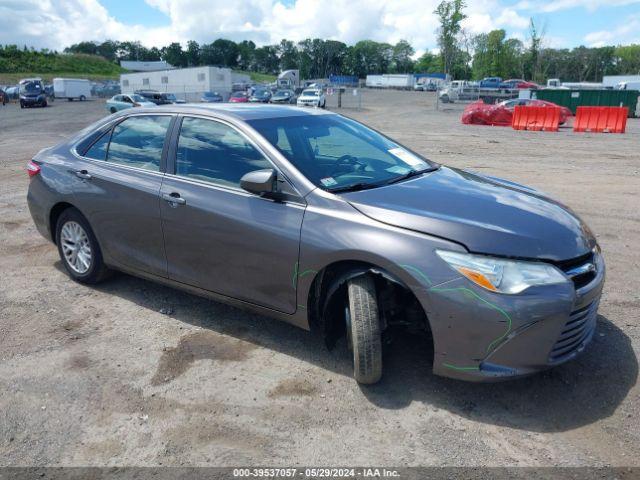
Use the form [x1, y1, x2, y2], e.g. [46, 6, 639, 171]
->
[297, 89, 326, 108]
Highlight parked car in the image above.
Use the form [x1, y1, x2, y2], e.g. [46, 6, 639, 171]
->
[249, 89, 272, 103]
[4, 85, 19, 101]
[479, 77, 503, 89]
[296, 88, 326, 108]
[500, 79, 539, 90]
[270, 89, 296, 104]
[163, 93, 186, 104]
[0, 87, 6, 105]
[498, 99, 572, 125]
[19, 78, 48, 108]
[201, 91, 223, 103]
[229, 91, 249, 103]
[26, 104, 605, 384]
[134, 90, 172, 105]
[105, 94, 155, 113]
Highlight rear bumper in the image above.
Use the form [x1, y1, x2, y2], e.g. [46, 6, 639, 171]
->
[427, 252, 605, 381]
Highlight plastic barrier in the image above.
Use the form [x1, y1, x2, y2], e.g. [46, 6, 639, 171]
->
[573, 106, 628, 133]
[512, 105, 560, 132]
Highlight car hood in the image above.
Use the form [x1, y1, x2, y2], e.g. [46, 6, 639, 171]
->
[342, 166, 596, 261]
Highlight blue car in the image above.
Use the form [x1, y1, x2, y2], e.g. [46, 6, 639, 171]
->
[201, 91, 223, 103]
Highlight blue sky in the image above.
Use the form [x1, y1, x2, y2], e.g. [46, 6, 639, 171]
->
[1, 0, 639, 52]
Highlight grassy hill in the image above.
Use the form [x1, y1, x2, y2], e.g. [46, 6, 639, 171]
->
[0, 51, 124, 84]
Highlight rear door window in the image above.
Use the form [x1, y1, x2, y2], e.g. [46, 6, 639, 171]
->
[84, 130, 111, 161]
[106, 116, 172, 171]
[175, 117, 271, 188]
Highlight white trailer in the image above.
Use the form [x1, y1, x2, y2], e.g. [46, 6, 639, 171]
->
[366, 74, 414, 89]
[53, 78, 91, 101]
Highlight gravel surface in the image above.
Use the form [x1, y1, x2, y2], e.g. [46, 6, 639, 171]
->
[0, 91, 638, 467]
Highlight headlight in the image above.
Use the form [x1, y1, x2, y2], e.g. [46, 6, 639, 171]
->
[436, 250, 568, 294]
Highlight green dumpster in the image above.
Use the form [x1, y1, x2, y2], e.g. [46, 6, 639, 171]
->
[533, 89, 638, 117]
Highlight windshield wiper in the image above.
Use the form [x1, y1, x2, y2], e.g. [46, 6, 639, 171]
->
[385, 167, 438, 185]
[327, 182, 380, 193]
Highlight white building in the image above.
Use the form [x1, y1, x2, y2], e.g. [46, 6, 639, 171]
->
[120, 66, 238, 102]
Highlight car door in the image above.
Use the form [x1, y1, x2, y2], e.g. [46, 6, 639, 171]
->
[73, 113, 174, 277]
[159, 115, 305, 314]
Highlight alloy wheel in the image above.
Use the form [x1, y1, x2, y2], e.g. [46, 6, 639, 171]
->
[60, 221, 92, 274]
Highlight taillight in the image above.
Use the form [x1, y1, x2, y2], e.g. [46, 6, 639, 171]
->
[27, 160, 41, 178]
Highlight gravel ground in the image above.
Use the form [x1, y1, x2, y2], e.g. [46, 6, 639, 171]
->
[0, 91, 638, 467]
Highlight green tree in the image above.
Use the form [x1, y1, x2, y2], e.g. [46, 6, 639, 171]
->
[161, 42, 187, 67]
[434, 0, 467, 75]
[391, 40, 415, 73]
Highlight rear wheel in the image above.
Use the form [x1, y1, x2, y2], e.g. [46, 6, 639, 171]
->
[80, 95, 86, 101]
[346, 276, 383, 384]
[56, 208, 110, 284]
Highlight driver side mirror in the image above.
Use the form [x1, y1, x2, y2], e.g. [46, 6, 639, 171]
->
[240, 169, 277, 196]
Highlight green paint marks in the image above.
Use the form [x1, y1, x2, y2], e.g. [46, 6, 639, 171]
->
[443, 362, 480, 371]
[292, 262, 318, 289]
[400, 264, 433, 286]
[297, 304, 307, 309]
[430, 286, 513, 354]
[292, 262, 299, 289]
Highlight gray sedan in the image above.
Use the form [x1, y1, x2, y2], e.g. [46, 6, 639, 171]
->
[26, 104, 605, 384]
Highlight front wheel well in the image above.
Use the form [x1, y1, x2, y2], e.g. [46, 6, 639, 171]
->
[49, 202, 75, 244]
[307, 260, 431, 351]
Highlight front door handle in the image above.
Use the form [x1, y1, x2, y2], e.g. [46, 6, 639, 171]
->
[75, 169, 92, 180]
[162, 192, 186, 206]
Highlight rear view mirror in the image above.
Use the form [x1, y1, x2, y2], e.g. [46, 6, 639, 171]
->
[240, 169, 277, 196]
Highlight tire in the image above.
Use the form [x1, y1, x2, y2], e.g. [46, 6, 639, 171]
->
[20, 102, 24, 109]
[80, 95, 86, 101]
[346, 275, 383, 384]
[68, 98, 73, 102]
[42, 100, 47, 108]
[109, 107, 116, 114]
[56, 208, 110, 284]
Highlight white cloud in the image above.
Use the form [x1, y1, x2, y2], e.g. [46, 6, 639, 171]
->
[0, 0, 633, 53]
[584, 14, 640, 46]
[516, 0, 640, 12]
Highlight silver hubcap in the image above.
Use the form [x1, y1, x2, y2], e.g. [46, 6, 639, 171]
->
[60, 221, 92, 274]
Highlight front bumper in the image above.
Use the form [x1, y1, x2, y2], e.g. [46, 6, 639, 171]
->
[426, 252, 605, 381]
[21, 96, 45, 106]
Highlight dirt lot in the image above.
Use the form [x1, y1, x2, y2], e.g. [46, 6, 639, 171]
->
[1, 92, 639, 467]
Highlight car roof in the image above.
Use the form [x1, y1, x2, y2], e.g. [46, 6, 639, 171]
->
[134, 103, 335, 121]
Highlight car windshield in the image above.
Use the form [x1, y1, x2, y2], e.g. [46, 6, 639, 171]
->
[231, 92, 246, 98]
[275, 90, 290, 96]
[303, 90, 319, 97]
[247, 115, 437, 192]
[130, 94, 145, 102]
[254, 90, 268, 96]
[20, 81, 42, 94]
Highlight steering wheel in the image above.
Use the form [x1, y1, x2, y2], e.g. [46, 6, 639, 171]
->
[329, 154, 366, 177]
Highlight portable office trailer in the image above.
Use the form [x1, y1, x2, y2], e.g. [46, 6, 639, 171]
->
[120, 66, 234, 102]
[53, 78, 91, 101]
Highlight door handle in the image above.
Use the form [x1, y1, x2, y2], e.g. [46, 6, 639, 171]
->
[162, 192, 186, 206]
[75, 169, 92, 180]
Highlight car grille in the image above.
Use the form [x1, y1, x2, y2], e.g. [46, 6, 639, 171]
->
[549, 300, 597, 362]
[553, 251, 597, 290]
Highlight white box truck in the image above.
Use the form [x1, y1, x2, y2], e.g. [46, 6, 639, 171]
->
[53, 78, 91, 101]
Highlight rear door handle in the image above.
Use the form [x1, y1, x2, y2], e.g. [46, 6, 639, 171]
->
[75, 169, 92, 180]
[162, 192, 186, 206]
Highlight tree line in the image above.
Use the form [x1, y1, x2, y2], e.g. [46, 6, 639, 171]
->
[3, 0, 639, 83]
